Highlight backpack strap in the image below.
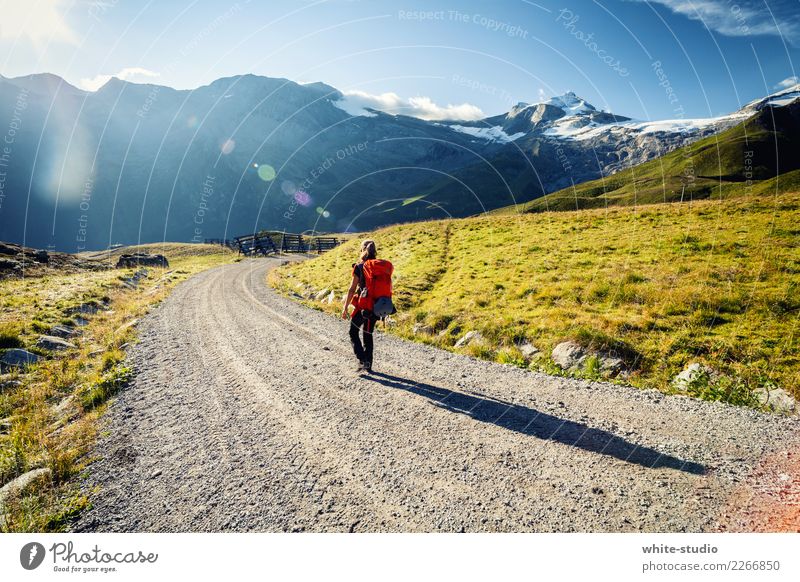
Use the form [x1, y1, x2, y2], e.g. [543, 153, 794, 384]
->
[354, 262, 366, 292]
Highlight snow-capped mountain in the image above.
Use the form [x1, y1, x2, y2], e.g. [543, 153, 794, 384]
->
[0, 73, 796, 250]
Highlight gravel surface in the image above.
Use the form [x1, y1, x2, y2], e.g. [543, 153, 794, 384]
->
[74, 259, 800, 532]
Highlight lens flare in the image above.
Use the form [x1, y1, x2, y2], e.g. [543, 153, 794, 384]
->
[257, 164, 276, 181]
[322, 210, 331, 218]
[187, 115, 197, 128]
[281, 180, 296, 196]
[294, 190, 311, 206]
[221, 139, 235, 155]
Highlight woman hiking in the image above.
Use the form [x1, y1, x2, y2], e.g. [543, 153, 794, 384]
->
[341, 239, 394, 373]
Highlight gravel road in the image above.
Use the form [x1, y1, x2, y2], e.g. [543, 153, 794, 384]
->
[74, 258, 800, 532]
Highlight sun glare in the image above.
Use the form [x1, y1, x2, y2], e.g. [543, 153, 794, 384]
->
[0, 0, 78, 47]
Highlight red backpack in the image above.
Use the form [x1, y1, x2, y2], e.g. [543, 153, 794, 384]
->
[357, 259, 395, 317]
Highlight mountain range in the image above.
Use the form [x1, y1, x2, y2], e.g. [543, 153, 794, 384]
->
[499, 98, 800, 214]
[0, 72, 797, 251]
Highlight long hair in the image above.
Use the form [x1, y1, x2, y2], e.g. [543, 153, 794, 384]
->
[360, 239, 377, 262]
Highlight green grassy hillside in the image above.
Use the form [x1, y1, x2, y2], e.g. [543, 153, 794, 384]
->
[270, 193, 799, 407]
[498, 103, 800, 213]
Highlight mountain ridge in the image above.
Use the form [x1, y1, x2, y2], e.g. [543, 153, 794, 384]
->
[0, 71, 797, 250]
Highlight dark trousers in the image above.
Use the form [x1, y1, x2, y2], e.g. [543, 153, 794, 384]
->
[349, 310, 377, 365]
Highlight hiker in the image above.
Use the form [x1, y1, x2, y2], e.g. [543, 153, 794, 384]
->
[341, 239, 395, 373]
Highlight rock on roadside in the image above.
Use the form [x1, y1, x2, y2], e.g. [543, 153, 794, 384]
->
[0, 378, 22, 393]
[672, 363, 717, 391]
[455, 330, 484, 348]
[551, 341, 587, 371]
[36, 335, 76, 351]
[755, 387, 798, 415]
[49, 325, 79, 339]
[550, 341, 627, 378]
[413, 323, 434, 335]
[0, 349, 40, 369]
[517, 341, 539, 359]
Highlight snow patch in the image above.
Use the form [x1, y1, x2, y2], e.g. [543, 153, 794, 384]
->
[543, 92, 595, 115]
[446, 124, 526, 143]
[745, 83, 800, 109]
[332, 98, 378, 118]
[548, 111, 751, 141]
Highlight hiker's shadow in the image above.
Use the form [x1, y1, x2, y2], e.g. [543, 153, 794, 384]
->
[365, 371, 706, 475]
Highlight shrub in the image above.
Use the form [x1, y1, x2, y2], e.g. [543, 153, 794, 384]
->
[496, 349, 525, 368]
[679, 372, 758, 407]
[583, 355, 601, 380]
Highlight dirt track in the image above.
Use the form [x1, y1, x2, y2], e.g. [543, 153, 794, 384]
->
[74, 258, 799, 532]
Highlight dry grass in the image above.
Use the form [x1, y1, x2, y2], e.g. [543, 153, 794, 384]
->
[0, 243, 236, 531]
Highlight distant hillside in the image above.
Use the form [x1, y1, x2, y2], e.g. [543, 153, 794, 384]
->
[497, 101, 800, 214]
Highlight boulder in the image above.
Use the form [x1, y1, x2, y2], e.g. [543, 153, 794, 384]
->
[34, 249, 49, 263]
[122, 268, 150, 288]
[67, 302, 100, 316]
[0, 349, 40, 368]
[455, 330, 484, 348]
[36, 335, 76, 351]
[755, 387, 797, 415]
[412, 323, 434, 335]
[48, 325, 79, 339]
[672, 363, 716, 391]
[313, 288, 330, 301]
[116, 253, 169, 269]
[551, 341, 587, 370]
[599, 356, 626, 377]
[325, 290, 336, 304]
[517, 341, 539, 358]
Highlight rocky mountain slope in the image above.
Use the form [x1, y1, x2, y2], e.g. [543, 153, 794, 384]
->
[497, 98, 800, 213]
[0, 72, 795, 250]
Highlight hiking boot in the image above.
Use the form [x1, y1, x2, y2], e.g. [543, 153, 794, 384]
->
[363, 362, 373, 373]
[356, 361, 367, 373]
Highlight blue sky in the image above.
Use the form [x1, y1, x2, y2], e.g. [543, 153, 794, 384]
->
[1, 0, 798, 120]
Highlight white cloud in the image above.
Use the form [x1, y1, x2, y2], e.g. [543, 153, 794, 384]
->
[775, 76, 799, 89]
[0, 0, 77, 46]
[634, 0, 800, 45]
[79, 67, 160, 91]
[334, 90, 485, 120]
